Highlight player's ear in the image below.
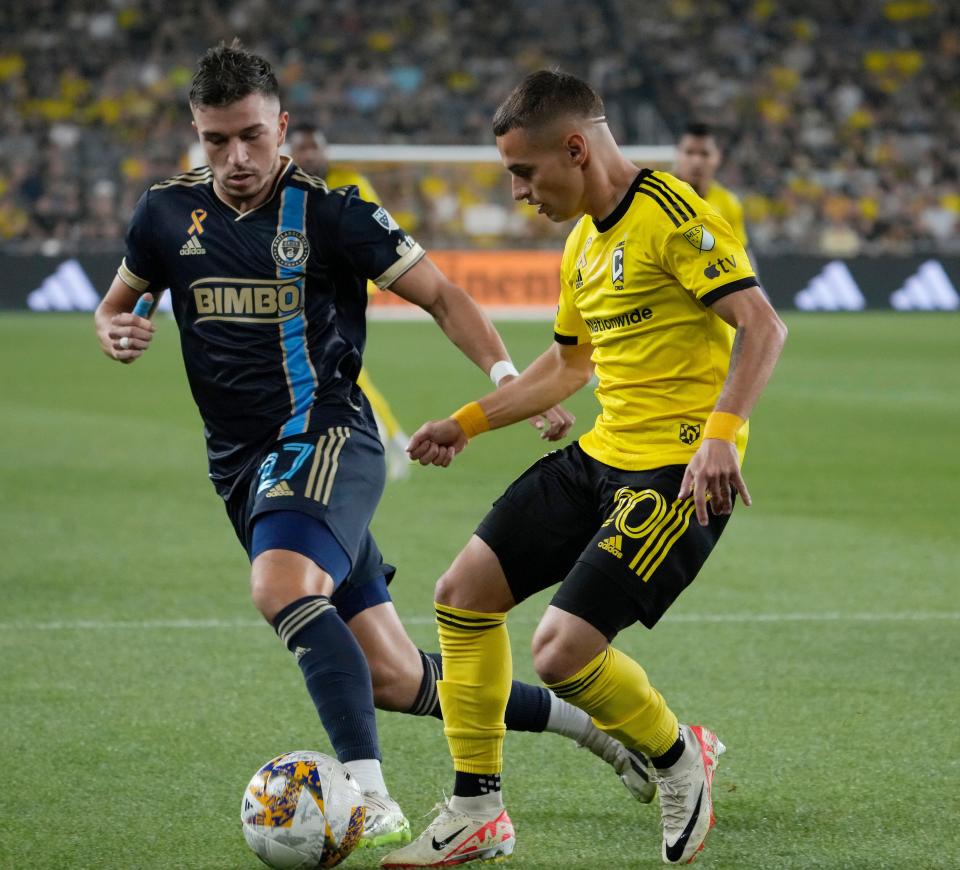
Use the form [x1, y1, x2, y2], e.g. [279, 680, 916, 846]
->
[277, 111, 289, 145]
[565, 133, 587, 167]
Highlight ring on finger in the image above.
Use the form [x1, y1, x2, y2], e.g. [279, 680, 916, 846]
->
[119, 336, 130, 349]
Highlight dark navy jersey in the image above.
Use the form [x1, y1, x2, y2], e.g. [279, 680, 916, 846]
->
[118, 158, 425, 497]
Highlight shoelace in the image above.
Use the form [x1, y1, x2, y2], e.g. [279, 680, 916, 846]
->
[656, 770, 696, 830]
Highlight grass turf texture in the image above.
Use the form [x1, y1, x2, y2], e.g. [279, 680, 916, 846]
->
[1, 312, 958, 869]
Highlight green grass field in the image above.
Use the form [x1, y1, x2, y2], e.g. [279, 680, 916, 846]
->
[1, 313, 958, 869]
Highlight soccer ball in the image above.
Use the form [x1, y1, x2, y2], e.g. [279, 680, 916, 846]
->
[241, 750, 365, 869]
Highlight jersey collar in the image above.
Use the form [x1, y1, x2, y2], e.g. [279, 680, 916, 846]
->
[592, 169, 651, 234]
[216, 155, 295, 221]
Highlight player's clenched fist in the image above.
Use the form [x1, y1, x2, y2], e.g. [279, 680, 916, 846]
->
[99, 292, 156, 364]
[407, 418, 468, 467]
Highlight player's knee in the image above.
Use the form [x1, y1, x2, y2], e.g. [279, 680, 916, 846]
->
[249, 572, 280, 621]
[531, 623, 582, 685]
[433, 568, 464, 608]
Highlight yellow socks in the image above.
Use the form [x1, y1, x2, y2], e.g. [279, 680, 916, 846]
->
[547, 647, 678, 757]
[435, 603, 512, 774]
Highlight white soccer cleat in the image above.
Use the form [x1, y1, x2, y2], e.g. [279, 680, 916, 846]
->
[356, 791, 412, 849]
[380, 800, 515, 867]
[656, 724, 725, 864]
[576, 726, 658, 803]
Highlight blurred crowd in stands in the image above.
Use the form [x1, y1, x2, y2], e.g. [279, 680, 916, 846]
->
[0, 0, 957, 256]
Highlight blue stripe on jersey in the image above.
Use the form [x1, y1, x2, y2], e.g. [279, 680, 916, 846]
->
[277, 186, 316, 438]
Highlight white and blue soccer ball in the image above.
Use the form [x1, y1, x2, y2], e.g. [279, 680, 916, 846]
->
[241, 750, 365, 869]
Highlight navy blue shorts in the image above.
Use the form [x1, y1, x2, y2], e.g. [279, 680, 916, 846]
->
[225, 425, 395, 612]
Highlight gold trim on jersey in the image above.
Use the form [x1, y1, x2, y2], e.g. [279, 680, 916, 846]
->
[374, 243, 426, 289]
[150, 167, 213, 191]
[291, 168, 329, 191]
[117, 258, 150, 292]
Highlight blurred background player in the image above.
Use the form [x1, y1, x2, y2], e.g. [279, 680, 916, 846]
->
[289, 123, 411, 480]
[673, 121, 749, 250]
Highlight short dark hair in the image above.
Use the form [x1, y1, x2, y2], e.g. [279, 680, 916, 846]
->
[189, 40, 280, 108]
[683, 121, 714, 139]
[492, 70, 605, 137]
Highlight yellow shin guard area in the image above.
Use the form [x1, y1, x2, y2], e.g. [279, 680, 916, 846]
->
[548, 647, 679, 757]
[435, 603, 511, 774]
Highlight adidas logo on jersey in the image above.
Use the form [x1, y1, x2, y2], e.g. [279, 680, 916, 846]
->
[793, 261, 866, 311]
[265, 481, 295, 498]
[890, 260, 959, 311]
[598, 534, 624, 559]
[179, 235, 206, 256]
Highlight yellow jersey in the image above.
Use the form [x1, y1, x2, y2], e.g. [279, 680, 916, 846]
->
[703, 180, 748, 248]
[555, 170, 758, 471]
[326, 168, 381, 296]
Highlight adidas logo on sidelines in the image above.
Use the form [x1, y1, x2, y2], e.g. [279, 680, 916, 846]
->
[890, 260, 959, 311]
[598, 534, 624, 559]
[27, 259, 101, 311]
[265, 481, 295, 498]
[794, 261, 866, 311]
[180, 235, 206, 256]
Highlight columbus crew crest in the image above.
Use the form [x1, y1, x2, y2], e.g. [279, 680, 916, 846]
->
[679, 423, 701, 445]
[271, 230, 310, 268]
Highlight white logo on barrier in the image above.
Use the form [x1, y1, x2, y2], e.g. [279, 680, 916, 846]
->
[27, 259, 101, 311]
[890, 260, 959, 311]
[27, 260, 175, 314]
[793, 261, 866, 311]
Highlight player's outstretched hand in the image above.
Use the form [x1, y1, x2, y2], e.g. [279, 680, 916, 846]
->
[678, 438, 752, 526]
[407, 418, 469, 467]
[528, 404, 575, 441]
[105, 293, 156, 364]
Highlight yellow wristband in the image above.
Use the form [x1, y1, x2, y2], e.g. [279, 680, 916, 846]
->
[703, 411, 745, 443]
[451, 401, 490, 439]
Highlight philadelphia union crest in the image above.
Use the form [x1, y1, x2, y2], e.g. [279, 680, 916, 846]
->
[271, 230, 310, 268]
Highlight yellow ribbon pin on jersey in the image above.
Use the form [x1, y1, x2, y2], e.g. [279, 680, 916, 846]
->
[188, 209, 207, 235]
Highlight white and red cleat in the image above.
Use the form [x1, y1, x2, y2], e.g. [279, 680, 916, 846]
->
[380, 800, 515, 867]
[656, 724, 725, 864]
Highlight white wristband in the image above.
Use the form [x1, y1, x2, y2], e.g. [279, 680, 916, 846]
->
[489, 359, 519, 386]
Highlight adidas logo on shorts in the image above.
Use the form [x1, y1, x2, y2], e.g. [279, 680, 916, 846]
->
[598, 534, 624, 559]
[265, 481, 295, 498]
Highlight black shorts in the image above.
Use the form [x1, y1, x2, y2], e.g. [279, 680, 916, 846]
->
[475, 443, 730, 637]
[224, 425, 394, 598]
